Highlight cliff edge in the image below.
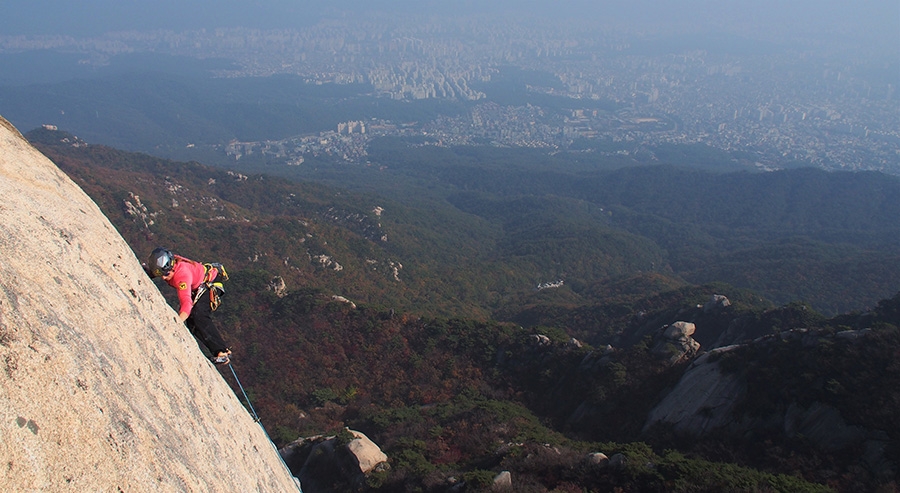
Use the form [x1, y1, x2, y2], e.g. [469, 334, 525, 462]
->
[0, 116, 298, 492]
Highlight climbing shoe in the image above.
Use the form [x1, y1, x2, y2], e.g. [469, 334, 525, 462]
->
[213, 350, 232, 365]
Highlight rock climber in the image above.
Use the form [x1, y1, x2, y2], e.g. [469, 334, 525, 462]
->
[143, 247, 232, 365]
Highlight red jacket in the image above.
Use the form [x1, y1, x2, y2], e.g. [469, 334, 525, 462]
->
[164, 255, 215, 317]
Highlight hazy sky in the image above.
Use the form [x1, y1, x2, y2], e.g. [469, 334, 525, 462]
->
[0, 1, 896, 64]
[1, 0, 897, 41]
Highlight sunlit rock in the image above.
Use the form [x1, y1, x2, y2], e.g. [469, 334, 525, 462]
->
[280, 429, 388, 493]
[0, 115, 297, 492]
[492, 470, 512, 490]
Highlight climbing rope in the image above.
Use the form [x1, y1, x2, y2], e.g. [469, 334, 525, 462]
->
[227, 362, 303, 492]
[227, 362, 260, 422]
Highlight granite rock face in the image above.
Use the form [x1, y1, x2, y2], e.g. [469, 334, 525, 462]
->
[643, 350, 744, 434]
[0, 116, 298, 492]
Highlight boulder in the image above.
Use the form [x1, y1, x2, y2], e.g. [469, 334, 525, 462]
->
[331, 295, 357, 309]
[268, 276, 287, 297]
[492, 470, 512, 490]
[567, 337, 584, 349]
[664, 321, 696, 339]
[280, 429, 388, 493]
[653, 321, 701, 364]
[703, 294, 731, 312]
[346, 430, 388, 474]
[608, 453, 627, 469]
[530, 334, 552, 346]
[586, 452, 609, 467]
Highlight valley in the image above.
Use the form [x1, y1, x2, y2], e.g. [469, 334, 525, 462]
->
[24, 126, 900, 491]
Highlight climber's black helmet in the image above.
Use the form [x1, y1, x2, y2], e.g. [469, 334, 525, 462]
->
[148, 247, 175, 277]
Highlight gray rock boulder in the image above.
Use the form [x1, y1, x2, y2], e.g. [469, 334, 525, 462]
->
[834, 328, 871, 342]
[346, 430, 388, 474]
[652, 321, 701, 364]
[280, 428, 388, 492]
[664, 321, 696, 339]
[530, 334, 552, 346]
[492, 470, 512, 490]
[586, 452, 609, 467]
[703, 294, 731, 313]
[268, 276, 287, 297]
[331, 295, 357, 309]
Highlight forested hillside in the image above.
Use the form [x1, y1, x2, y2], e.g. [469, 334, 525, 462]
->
[293, 138, 900, 315]
[27, 128, 900, 492]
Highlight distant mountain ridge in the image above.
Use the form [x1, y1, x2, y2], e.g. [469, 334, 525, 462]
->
[381, 142, 900, 314]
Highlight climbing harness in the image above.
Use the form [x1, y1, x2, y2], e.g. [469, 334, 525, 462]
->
[227, 362, 303, 492]
[192, 262, 228, 311]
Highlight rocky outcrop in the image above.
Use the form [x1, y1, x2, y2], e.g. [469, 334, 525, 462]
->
[643, 339, 894, 479]
[0, 116, 298, 492]
[268, 276, 288, 297]
[492, 470, 512, 490]
[702, 294, 731, 313]
[530, 334, 552, 346]
[643, 347, 744, 434]
[331, 295, 357, 309]
[585, 452, 609, 467]
[651, 321, 701, 364]
[280, 429, 389, 493]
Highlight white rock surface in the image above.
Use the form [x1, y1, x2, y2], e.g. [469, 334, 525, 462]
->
[492, 470, 512, 489]
[664, 321, 696, 339]
[0, 116, 298, 492]
[346, 430, 388, 474]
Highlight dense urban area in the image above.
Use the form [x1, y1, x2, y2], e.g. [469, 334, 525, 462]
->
[3, 13, 898, 172]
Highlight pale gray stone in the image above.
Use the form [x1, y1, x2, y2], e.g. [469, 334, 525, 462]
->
[703, 294, 731, 312]
[644, 358, 744, 435]
[0, 116, 298, 492]
[587, 452, 609, 467]
[346, 429, 388, 474]
[493, 470, 512, 489]
[664, 321, 696, 339]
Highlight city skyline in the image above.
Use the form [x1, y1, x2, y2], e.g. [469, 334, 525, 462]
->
[1, 1, 897, 55]
[0, 2, 896, 175]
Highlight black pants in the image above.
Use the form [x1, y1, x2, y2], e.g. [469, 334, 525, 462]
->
[185, 287, 228, 356]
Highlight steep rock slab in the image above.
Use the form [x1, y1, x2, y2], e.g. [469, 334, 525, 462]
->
[0, 116, 298, 492]
[643, 349, 744, 434]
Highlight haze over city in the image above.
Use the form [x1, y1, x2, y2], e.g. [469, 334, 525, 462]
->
[2, 1, 896, 49]
[0, 0, 897, 173]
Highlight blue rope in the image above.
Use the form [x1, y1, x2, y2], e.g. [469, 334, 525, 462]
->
[228, 362, 260, 422]
[227, 362, 303, 492]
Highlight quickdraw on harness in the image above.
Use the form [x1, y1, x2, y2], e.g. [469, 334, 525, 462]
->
[192, 262, 229, 311]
